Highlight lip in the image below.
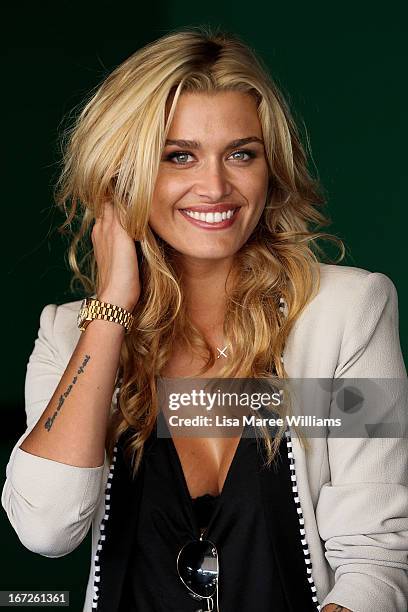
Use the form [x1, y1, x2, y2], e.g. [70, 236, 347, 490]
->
[179, 207, 241, 230]
[178, 203, 242, 214]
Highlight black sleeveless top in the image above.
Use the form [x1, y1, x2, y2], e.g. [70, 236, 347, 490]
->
[116, 410, 320, 611]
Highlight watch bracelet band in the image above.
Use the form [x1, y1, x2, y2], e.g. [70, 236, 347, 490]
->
[86, 298, 134, 334]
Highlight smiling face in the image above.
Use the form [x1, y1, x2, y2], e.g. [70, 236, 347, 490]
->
[149, 91, 270, 263]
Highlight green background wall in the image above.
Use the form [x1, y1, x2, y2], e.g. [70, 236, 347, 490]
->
[2, 3, 406, 610]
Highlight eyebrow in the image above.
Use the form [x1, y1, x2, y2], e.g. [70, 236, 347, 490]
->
[164, 136, 264, 149]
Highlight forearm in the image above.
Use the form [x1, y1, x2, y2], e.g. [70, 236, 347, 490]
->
[20, 318, 125, 467]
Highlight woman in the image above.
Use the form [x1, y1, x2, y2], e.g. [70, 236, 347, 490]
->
[2, 27, 407, 612]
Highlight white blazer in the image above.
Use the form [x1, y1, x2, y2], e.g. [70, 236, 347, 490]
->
[2, 263, 408, 611]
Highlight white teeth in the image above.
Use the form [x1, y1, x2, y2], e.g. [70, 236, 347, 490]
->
[183, 208, 238, 223]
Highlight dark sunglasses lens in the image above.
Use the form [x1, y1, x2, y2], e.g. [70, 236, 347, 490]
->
[178, 540, 218, 598]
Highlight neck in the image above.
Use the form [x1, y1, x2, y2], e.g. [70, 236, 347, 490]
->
[178, 255, 234, 331]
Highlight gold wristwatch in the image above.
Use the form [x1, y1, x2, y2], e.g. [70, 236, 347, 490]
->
[77, 297, 134, 334]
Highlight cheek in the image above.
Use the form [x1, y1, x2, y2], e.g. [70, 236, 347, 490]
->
[151, 174, 185, 215]
[243, 173, 269, 203]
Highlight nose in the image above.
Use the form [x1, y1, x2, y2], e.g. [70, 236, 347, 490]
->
[191, 158, 233, 201]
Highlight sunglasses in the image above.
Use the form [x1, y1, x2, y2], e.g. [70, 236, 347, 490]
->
[177, 534, 219, 611]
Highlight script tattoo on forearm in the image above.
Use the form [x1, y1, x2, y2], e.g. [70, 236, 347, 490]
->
[44, 354, 91, 431]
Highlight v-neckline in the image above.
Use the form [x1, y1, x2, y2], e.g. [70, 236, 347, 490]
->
[158, 409, 246, 537]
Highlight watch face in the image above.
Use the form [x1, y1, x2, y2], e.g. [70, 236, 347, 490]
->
[77, 299, 89, 328]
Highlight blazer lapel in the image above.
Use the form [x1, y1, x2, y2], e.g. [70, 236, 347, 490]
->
[258, 441, 319, 611]
[95, 429, 145, 612]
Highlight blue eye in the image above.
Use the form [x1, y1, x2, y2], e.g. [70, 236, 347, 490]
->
[230, 150, 255, 161]
[164, 149, 256, 165]
[166, 151, 194, 164]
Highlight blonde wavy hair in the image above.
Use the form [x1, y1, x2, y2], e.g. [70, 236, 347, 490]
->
[55, 25, 345, 478]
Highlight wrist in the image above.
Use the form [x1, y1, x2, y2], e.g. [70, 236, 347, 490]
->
[78, 297, 135, 335]
[97, 294, 137, 312]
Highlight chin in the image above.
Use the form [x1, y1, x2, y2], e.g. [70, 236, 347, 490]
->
[176, 246, 237, 259]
